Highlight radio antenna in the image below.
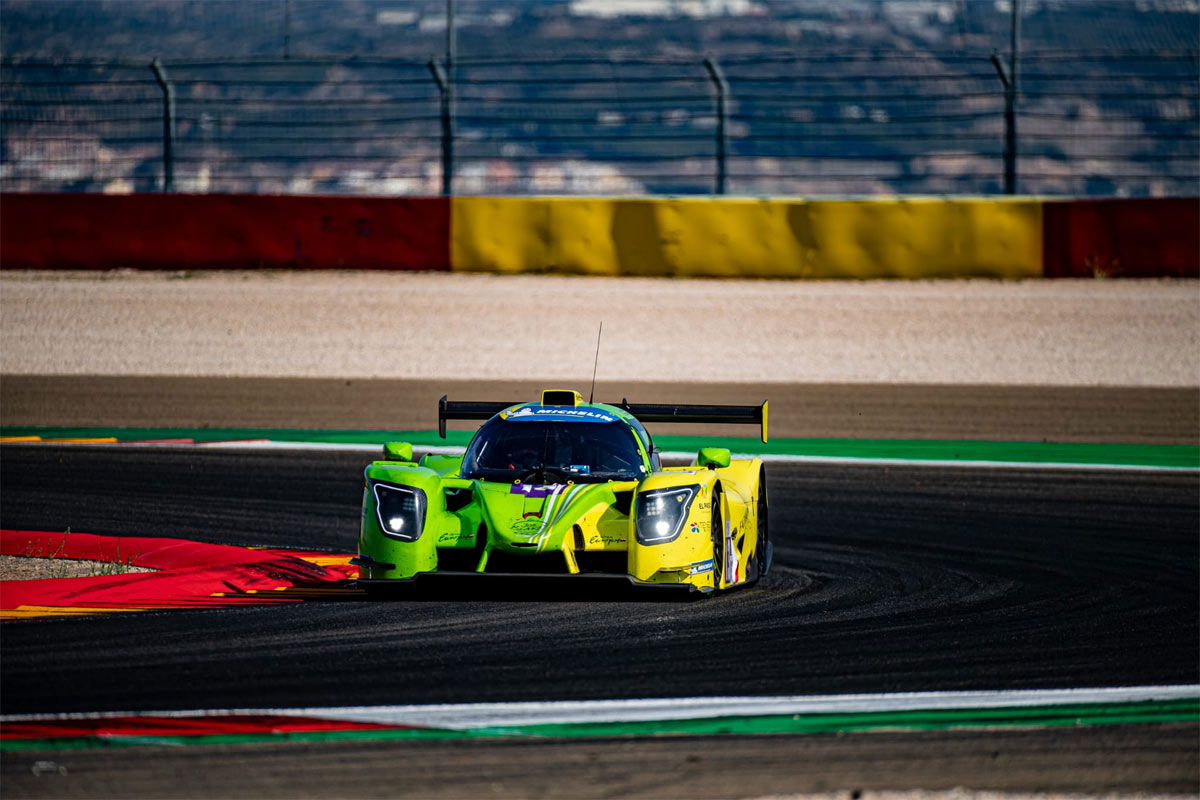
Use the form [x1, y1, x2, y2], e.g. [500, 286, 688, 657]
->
[588, 321, 603, 404]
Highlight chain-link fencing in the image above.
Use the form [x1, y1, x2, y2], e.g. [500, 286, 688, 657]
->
[2, 0, 1195, 197]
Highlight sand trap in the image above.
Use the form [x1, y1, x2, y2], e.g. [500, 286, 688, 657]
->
[2, 271, 1196, 386]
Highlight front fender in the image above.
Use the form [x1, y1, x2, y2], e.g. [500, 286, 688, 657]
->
[359, 463, 462, 579]
[627, 469, 721, 590]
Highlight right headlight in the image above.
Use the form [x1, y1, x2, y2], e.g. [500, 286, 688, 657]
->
[634, 485, 698, 545]
[371, 481, 427, 542]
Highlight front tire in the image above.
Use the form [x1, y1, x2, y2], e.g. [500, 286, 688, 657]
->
[710, 486, 723, 590]
[756, 467, 769, 577]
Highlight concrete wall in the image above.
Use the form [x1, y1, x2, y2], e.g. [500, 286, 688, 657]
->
[0, 194, 450, 271]
[2, 193, 1194, 277]
[1042, 198, 1199, 278]
[450, 196, 1044, 279]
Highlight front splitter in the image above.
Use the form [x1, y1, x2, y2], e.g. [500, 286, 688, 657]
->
[356, 571, 706, 601]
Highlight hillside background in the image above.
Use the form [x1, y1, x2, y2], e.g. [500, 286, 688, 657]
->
[2, 0, 1196, 196]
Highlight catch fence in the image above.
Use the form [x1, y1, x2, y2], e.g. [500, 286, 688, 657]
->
[2, 51, 1196, 197]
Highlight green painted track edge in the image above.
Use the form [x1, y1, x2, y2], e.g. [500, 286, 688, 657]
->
[3, 699, 1197, 750]
[2, 426, 1197, 469]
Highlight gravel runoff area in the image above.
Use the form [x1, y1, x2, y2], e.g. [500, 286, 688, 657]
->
[0, 555, 152, 581]
[2, 270, 1197, 387]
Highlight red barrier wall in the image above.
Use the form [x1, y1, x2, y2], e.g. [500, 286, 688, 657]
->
[3, 193, 1195, 277]
[0, 193, 450, 270]
[1043, 198, 1199, 278]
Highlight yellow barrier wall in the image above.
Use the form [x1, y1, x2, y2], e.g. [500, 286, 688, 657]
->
[452, 197, 1043, 279]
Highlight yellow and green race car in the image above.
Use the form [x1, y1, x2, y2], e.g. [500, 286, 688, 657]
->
[353, 389, 770, 596]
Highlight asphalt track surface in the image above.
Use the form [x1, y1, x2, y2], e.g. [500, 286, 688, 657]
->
[1, 446, 1197, 796]
[3, 445, 1197, 711]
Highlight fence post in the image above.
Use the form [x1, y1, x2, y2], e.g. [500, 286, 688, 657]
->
[149, 58, 175, 193]
[990, 0, 1020, 195]
[703, 56, 729, 195]
[1008, 0, 1020, 194]
[428, 59, 453, 196]
[991, 52, 1017, 195]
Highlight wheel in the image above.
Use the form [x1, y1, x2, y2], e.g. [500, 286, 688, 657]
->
[710, 486, 723, 590]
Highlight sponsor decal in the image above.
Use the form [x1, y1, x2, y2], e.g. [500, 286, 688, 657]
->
[687, 559, 715, 575]
[510, 484, 554, 498]
[438, 532, 460, 543]
[542, 484, 586, 552]
[511, 518, 541, 534]
[505, 405, 618, 424]
[690, 522, 700, 534]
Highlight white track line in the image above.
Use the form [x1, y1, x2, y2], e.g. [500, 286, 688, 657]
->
[159, 442, 1200, 472]
[225, 443, 1199, 472]
[5, 685, 1196, 728]
[729, 453, 1200, 472]
[4, 440, 1194, 471]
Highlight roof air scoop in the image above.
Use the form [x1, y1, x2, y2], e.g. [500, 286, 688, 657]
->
[541, 389, 583, 407]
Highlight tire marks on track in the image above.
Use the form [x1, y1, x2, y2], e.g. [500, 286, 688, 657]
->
[0, 447, 1195, 715]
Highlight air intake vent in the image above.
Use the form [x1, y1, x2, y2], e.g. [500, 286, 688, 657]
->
[612, 490, 634, 516]
[485, 551, 571, 575]
[541, 389, 581, 407]
[575, 552, 630, 575]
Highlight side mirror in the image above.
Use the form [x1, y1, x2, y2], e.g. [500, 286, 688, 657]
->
[382, 441, 414, 462]
[696, 447, 731, 470]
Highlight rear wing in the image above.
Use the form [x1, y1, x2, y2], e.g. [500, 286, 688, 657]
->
[439, 395, 768, 443]
[438, 397, 511, 438]
[614, 400, 768, 444]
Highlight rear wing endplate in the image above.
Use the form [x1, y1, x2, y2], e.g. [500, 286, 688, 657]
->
[438, 396, 511, 438]
[439, 395, 769, 443]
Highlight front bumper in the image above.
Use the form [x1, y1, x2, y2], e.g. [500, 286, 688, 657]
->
[356, 571, 708, 600]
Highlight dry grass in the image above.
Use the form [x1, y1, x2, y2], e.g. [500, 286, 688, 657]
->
[2, 531, 154, 580]
[0, 556, 154, 582]
[0, 554, 154, 581]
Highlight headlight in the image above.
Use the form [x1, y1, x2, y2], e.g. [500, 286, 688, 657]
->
[634, 486, 698, 545]
[372, 482, 427, 542]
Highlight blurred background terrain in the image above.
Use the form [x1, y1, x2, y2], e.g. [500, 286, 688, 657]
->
[2, 0, 1196, 196]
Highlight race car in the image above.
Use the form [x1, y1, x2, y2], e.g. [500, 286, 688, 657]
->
[353, 389, 770, 595]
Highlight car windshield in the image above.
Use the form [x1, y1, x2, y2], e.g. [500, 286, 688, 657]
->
[460, 418, 645, 484]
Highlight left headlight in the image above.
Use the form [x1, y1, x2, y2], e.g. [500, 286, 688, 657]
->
[371, 482, 427, 542]
[634, 485, 698, 545]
